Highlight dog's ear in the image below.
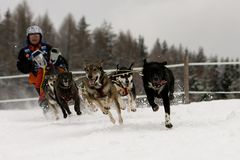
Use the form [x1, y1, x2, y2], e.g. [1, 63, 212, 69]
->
[98, 60, 104, 70]
[69, 72, 73, 79]
[45, 75, 50, 80]
[162, 61, 167, 65]
[116, 64, 120, 71]
[83, 64, 88, 71]
[57, 73, 62, 79]
[129, 63, 134, 70]
[143, 59, 147, 65]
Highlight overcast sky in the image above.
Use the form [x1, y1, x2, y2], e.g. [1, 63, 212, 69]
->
[1, 0, 240, 59]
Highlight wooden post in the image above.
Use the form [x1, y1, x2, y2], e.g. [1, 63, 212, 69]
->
[184, 53, 190, 104]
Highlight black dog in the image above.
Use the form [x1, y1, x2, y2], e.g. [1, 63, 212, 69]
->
[142, 59, 174, 128]
[54, 72, 81, 118]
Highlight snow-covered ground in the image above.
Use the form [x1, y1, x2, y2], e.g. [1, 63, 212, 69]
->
[0, 100, 240, 160]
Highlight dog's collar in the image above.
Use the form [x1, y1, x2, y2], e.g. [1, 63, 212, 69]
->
[61, 94, 73, 101]
[112, 80, 124, 88]
[45, 84, 56, 100]
[49, 92, 56, 101]
[148, 81, 166, 94]
[59, 83, 72, 89]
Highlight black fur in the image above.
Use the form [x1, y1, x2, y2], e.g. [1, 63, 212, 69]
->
[142, 59, 174, 128]
[54, 72, 81, 118]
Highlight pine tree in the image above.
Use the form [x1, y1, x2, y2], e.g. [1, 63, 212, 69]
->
[229, 58, 240, 98]
[58, 14, 77, 69]
[72, 16, 92, 69]
[35, 13, 57, 46]
[162, 40, 168, 54]
[0, 9, 16, 74]
[149, 38, 162, 61]
[92, 21, 116, 68]
[112, 30, 141, 66]
[137, 35, 147, 66]
[219, 58, 232, 99]
[13, 0, 32, 48]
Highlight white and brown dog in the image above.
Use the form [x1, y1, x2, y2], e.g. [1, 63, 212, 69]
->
[109, 63, 137, 112]
[43, 74, 59, 120]
[81, 62, 123, 124]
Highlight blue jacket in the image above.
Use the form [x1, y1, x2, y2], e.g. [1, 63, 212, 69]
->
[16, 43, 52, 74]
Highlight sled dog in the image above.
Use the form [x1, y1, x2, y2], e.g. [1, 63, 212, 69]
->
[43, 74, 59, 120]
[142, 59, 175, 128]
[82, 62, 123, 124]
[109, 63, 137, 112]
[54, 72, 81, 118]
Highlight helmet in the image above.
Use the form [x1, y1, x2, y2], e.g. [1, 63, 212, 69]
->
[50, 48, 61, 64]
[26, 25, 43, 36]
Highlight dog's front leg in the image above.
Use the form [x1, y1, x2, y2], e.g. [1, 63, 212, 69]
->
[94, 100, 108, 115]
[146, 90, 159, 112]
[114, 96, 123, 124]
[118, 96, 126, 110]
[128, 92, 137, 112]
[162, 94, 172, 128]
[49, 103, 59, 120]
[95, 100, 116, 124]
[61, 99, 72, 117]
[58, 100, 68, 118]
[74, 95, 81, 115]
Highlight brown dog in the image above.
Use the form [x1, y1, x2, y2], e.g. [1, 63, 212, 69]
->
[81, 63, 123, 124]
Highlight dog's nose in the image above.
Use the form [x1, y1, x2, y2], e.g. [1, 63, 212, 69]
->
[88, 75, 92, 79]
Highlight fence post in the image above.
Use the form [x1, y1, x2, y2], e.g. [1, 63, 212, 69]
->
[184, 53, 190, 104]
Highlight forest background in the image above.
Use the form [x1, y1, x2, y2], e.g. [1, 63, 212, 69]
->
[0, 1, 239, 108]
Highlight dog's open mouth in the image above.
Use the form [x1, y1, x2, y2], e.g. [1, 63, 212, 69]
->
[152, 80, 167, 88]
[88, 76, 98, 86]
[63, 81, 69, 87]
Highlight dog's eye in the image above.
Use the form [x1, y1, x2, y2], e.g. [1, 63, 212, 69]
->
[93, 68, 97, 71]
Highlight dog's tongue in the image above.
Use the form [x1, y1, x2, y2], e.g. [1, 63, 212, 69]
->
[160, 80, 167, 85]
[154, 80, 167, 86]
[89, 80, 95, 86]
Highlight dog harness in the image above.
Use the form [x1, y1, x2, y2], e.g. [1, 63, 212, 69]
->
[148, 80, 167, 95]
[112, 80, 129, 96]
[88, 72, 110, 98]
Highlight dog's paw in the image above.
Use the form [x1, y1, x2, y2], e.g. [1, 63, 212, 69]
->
[102, 110, 109, 115]
[131, 108, 137, 112]
[92, 107, 98, 112]
[104, 106, 110, 110]
[110, 118, 116, 124]
[76, 111, 82, 115]
[120, 106, 126, 110]
[165, 122, 173, 129]
[169, 93, 174, 100]
[152, 105, 159, 112]
[63, 114, 67, 118]
[119, 118, 123, 125]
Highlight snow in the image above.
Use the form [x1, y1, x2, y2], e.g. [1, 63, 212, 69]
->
[0, 99, 240, 160]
